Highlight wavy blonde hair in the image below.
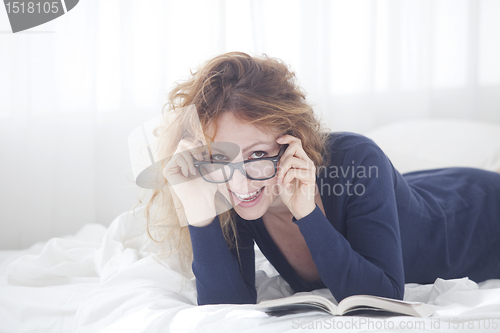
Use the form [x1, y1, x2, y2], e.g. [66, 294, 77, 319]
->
[139, 51, 331, 277]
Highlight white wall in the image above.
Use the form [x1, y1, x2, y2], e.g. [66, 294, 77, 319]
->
[1, 0, 500, 249]
[0, 115, 148, 249]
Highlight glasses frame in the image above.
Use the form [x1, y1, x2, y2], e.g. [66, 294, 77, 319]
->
[193, 144, 289, 183]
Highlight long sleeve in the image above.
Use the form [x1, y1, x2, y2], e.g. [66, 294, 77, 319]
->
[188, 216, 256, 305]
[293, 141, 405, 302]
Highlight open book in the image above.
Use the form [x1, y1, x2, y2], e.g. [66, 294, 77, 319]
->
[255, 293, 435, 318]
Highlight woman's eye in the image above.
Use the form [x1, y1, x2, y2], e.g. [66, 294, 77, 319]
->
[211, 154, 230, 161]
[249, 151, 267, 159]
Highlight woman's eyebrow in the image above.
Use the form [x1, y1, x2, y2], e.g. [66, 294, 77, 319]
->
[241, 141, 275, 153]
[208, 141, 276, 157]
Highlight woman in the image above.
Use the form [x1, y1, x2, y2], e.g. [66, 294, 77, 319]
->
[145, 51, 500, 306]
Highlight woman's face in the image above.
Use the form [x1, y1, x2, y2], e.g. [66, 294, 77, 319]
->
[210, 112, 283, 221]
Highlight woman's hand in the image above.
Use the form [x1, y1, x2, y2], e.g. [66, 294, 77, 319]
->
[163, 138, 218, 227]
[276, 135, 317, 220]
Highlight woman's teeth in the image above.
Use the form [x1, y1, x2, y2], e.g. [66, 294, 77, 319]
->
[233, 188, 263, 201]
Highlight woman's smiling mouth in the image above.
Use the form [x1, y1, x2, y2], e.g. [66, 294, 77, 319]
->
[230, 187, 264, 202]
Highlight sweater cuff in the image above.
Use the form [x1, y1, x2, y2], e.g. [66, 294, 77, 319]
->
[187, 217, 225, 251]
[291, 204, 320, 223]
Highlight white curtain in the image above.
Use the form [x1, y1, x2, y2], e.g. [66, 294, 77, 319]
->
[1, 0, 500, 249]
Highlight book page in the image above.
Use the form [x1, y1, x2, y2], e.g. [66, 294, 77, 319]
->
[256, 294, 338, 314]
[338, 295, 434, 317]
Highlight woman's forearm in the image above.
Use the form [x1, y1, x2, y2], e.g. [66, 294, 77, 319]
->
[293, 205, 405, 302]
[188, 216, 257, 305]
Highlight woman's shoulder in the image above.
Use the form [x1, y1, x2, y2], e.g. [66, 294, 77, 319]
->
[326, 131, 380, 153]
[320, 131, 394, 173]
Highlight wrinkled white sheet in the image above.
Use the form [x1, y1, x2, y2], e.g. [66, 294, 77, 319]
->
[1, 205, 500, 333]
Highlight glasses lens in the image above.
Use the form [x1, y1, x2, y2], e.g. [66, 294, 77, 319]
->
[199, 163, 232, 183]
[243, 160, 276, 180]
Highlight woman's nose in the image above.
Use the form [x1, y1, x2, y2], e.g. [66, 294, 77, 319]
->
[228, 167, 250, 193]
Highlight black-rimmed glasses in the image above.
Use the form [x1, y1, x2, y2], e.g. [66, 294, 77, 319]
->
[193, 144, 288, 183]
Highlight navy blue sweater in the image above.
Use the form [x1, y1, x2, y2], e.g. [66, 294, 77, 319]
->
[188, 132, 500, 305]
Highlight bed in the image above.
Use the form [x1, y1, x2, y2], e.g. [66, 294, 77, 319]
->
[1, 118, 500, 333]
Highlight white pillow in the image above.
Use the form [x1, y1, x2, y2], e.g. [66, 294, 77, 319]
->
[364, 119, 500, 175]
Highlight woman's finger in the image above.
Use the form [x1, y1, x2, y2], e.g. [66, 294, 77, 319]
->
[277, 135, 312, 162]
[281, 167, 316, 187]
[281, 140, 307, 161]
[276, 156, 310, 183]
[179, 150, 197, 176]
[166, 138, 207, 179]
[166, 153, 190, 178]
[177, 138, 205, 161]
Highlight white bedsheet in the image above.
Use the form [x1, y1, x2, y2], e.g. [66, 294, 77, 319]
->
[1, 205, 500, 333]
